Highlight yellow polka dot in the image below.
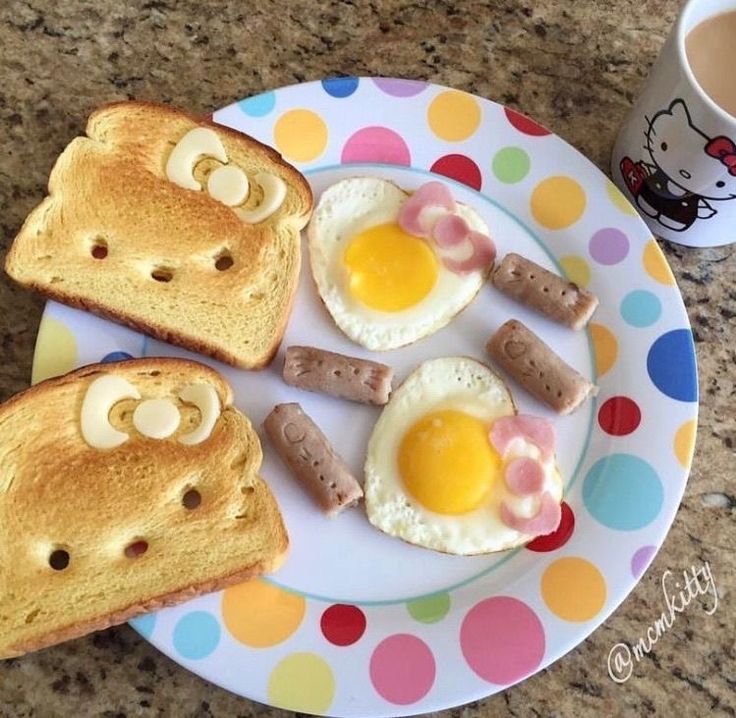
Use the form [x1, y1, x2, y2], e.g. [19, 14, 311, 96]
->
[606, 179, 638, 216]
[559, 255, 591, 288]
[531, 176, 586, 230]
[222, 580, 305, 647]
[643, 239, 675, 285]
[273, 109, 328, 162]
[427, 90, 481, 142]
[674, 419, 697, 469]
[541, 557, 607, 622]
[31, 316, 78, 385]
[590, 322, 618, 376]
[268, 653, 335, 713]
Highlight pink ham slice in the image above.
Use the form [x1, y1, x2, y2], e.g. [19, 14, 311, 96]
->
[501, 491, 562, 536]
[398, 181, 456, 236]
[504, 456, 545, 495]
[490, 415, 556, 461]
[433, 214, 496, 273]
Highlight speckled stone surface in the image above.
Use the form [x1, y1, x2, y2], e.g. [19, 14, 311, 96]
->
[0, 1, 734, 716]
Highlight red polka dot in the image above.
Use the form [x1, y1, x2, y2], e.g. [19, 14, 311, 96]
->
[504, 107, 551, 136]
[320, 604, 366, 646]
[598, 396, 641, 436]
[430, 154, 482, 191]
[526, 501, 575, 552]
[461, 597, 545, 685]
[341, 126, 411, 166]
[369, 634, 435, 705]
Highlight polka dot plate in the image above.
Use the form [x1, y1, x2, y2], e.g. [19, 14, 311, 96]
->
[32, 78, 698, 716]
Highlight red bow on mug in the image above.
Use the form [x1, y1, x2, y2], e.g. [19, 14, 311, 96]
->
[705, 136, 736, 176]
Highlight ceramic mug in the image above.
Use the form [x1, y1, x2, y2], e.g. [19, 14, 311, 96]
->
[612, 0, 736, 247]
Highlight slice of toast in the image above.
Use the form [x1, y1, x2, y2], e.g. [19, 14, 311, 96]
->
[5, 101, 313, 369]
[0, 357, 288, 658]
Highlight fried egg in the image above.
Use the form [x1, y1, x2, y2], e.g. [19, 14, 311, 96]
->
[307, 178, 492, 350]
[364, 357, 564, 555]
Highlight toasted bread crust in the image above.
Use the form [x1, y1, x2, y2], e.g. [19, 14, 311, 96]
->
[5, 101, 313, 369]
[3, 533, 288, 659]
[0, 357, 289, 659]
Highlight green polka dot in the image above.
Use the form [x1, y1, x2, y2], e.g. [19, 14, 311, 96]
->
[407, 593, 451, 623]
[492, 146, 530, 183]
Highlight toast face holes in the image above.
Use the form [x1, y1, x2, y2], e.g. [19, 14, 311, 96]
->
[215, 252, 234, 271]
[124, 540, 148, 559]
[49, 549, 70, 571]
[182, 488, 202, 510]
[90, 238, 108, 260]
[151, 268, 174, 283]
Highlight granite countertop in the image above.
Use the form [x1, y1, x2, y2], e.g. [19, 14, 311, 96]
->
[0, 1, 734, 716]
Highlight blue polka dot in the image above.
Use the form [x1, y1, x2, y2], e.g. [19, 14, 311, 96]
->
[101, 351, 133, 363]
[646, 329, 698, 402]
[238, 91, 276, 117]
[173, 611, 220, 660]
[620, 290, 662, 327]
[321, 76, 359, 98]
[129, 612, 156, 638]
[583, 454, 664, 530]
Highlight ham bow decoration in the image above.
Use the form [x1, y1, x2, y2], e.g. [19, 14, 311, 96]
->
[397, 181, 496, 273]
[489, 415, 562, 536]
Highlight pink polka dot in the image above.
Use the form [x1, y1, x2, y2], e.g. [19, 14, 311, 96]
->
[369, 634, 435, 705]
[341, 126, 411, 166]
[504, 108, 551, 136]
[430, 154, 482, 190]
[461, 597, 545, 685]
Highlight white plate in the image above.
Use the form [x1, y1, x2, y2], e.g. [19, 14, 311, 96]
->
[33, 78, 698, 716]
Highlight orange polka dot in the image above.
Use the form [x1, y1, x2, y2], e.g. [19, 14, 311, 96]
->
[643, 240, 675, 285]
[541, 557, 607, 621]
[531, 176, 586, 229]
[273, 109, 328, 162]
[559, 255, 591, 288]
[222, 580, 305, 647]
[427, 91, 481, 142]
[31, 316, 78, 384]
[674, 419, 697, 469]
[590, 322, 618, 376]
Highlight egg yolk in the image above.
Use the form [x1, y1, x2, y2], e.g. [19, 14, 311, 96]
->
[343, 223, 439, 312]
[398, 409, 500, 515]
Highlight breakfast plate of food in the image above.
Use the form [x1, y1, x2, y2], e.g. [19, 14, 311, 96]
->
[1, 78, 697, 716]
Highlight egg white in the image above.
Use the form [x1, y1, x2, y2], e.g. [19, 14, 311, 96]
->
[307, 177, 491, 350]
[364, 357, 563, 555]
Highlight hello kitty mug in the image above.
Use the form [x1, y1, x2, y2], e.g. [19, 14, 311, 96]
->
[612, 0, 736, 247]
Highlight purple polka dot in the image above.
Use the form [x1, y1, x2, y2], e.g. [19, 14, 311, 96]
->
[341, 126, 411, 166]
[631, 545, 656, 578]
[589, 228, 629, 265]
[373, 78, 428, 97]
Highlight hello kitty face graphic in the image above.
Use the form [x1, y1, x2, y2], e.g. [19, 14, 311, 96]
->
[620, 98, 736, 231]
[644, 100, 736, 200]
